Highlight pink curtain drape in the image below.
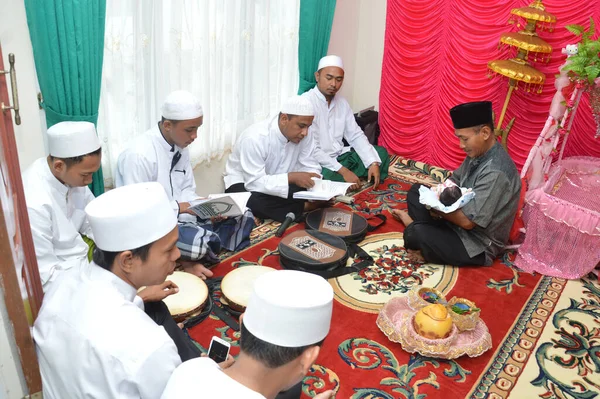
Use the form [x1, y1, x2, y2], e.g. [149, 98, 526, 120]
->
[379, 0, 600, 171]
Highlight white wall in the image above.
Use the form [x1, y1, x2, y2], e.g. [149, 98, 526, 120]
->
[0, 0, 47, 170]
[327, 0, 387, 112]
[327, 0, 360, 106]
[0, 289, 27, 399]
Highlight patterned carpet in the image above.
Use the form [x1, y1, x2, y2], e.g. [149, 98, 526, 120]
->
[187, 156, 600, 399]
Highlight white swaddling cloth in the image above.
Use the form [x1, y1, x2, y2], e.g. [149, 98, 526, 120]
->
[418, 180, 475, 214]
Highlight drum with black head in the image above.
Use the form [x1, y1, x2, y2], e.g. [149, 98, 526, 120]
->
[278, 229, 371, 279]
[305, 207, 385, 244]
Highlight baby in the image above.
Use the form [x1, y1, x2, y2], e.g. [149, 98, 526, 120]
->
[417, 181, 474, 214]
[439, 185, 463, 206]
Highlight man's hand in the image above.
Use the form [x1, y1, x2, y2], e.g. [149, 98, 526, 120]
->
[429, 209, 443, 220]
[441, 208, 476, 230]
[288, 172, 321, 189]
[338, 167, 360, 190]
[179, 202, 191, 214]
[179, 260, 214, 280]
[367, 163, 381, 189]
[210, 215, 227, 224]
[138, 280, 179, 303]
[218, 354, 235, 369]
[201, 353, 235, 369]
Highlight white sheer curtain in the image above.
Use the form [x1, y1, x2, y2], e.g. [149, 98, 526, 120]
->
[98, 0, 300, 187]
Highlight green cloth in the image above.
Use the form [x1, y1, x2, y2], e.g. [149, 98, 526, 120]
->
[297, 0, 336, 94]
[81, 235, 96, 263]
[322, 146, 390, 183]
[24, 0, 106, 196]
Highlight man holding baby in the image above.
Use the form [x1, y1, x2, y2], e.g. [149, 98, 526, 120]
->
[392, 101, 521, 266]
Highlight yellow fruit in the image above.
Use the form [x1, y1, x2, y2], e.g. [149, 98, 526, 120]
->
[414, 304, 453, 339]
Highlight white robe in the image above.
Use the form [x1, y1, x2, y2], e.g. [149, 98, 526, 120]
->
[22, 157, 94, 291]
[302, 86, 381, 171]
[161, 357, 266, 399]
[33, 263, 181, 399]
[115, 124, 198, 212]
[224, 116, 321, 199]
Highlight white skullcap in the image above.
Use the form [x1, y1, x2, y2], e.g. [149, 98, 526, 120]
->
[47, 121, 101, 158]
[280, 96, 314, 116]
[317, 55, 344, 71]
[85, 182, 177, 252]
[161, 90, 203, 121]
[244, 270, 333, 347]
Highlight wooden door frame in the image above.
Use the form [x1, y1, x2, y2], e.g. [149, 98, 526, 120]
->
[0, 44, 43, 395]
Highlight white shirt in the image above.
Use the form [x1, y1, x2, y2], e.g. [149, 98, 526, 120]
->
[302, 86, 381, 171]
[161, 357, 266, 399]
[22, 157, 94, 291]
[116, 124, 198, 212]
[224, 116, 321, 198]
[33, 263, 181, 399]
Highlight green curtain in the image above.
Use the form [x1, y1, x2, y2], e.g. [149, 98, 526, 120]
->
[297, 0, 337, 94]
[24, 0, 106, 196]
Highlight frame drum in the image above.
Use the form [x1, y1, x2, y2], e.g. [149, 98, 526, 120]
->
[221, 266, 276, 312]
[163, 271, 209, 323]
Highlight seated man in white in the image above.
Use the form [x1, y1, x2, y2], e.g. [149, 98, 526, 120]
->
[116, 91, 254, 278]
[302, 55, 390, 189]
[33, 183, 229, 399]
[162, 270, 335, 399]
[24, 122, 205, 363]
[224, 96, 326, 223]
[22, 121, 101, 291]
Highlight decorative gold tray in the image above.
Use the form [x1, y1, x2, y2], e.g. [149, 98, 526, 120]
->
[376, 297, 492, 359]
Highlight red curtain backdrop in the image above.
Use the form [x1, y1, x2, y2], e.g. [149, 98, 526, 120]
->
[379, 0, 600, 171]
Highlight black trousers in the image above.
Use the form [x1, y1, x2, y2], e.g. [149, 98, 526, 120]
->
[226, 183, 306, 223]
[144, 301, 202, 362]
[403, 184, 486, 266]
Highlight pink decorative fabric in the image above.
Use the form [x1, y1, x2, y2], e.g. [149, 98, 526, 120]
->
[515, 157, 600, 279]
[379, 0, 600, 171]
[376, 297, 492, 359]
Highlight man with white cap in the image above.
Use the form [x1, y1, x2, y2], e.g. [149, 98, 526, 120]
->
[33, 182, 198, 399]
[161, 269, 335, 399]
[116, 90, 254, 277]
[22, 121, 101, 291]
[224, 96, 326, 222]
[302, 55, 390, 190]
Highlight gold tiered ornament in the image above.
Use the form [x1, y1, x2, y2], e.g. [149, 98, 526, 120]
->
[488, 0, 557, 149]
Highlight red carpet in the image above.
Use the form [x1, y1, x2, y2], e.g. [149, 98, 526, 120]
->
[187, 158, 596, 398]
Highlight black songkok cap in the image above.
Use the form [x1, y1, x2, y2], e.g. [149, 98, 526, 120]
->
[449, 101, 493, 129]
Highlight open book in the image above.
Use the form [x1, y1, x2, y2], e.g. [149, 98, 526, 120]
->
[292, 179, 354, 201]
[187, 192, 251, 218]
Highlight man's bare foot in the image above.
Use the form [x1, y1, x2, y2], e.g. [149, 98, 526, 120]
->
[179, 260, 215, 280]
[391, 209, 414, 227]
[406, 249, 425, 263]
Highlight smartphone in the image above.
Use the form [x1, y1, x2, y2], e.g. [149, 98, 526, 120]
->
[207, 336, 231, 363]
